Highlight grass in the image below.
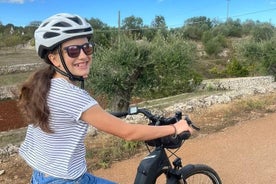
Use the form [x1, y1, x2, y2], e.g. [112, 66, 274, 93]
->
[0, 49, 39, 66]
[0, 72, 32, 86]
[86, 136, 144, 169]
[138, 90, 226, 109]
[192, 93, 276, 134]
[0, 48, 39, 86]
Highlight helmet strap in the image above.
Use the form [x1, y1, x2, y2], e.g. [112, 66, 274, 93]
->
[55, 46, 85, 89]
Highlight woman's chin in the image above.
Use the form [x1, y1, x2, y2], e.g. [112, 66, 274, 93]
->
[82, 74, 89, 79]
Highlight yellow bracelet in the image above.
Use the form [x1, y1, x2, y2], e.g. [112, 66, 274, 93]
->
[170, 124, 177, 139]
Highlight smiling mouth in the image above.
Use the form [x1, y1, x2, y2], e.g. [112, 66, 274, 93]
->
[74, 61, 88, 68]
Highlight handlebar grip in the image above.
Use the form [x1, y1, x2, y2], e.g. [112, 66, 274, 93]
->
[178, 131, 191, 140]
[164, 117, 177, 125]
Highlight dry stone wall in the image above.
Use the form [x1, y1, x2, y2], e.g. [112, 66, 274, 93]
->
[199, 76, 274, 90]
[0, 63, 43, 75]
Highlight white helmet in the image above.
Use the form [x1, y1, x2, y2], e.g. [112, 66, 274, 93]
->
[35, 13, 93, 58]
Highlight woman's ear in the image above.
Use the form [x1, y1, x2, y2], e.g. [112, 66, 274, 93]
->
[48, 53, 61, 67]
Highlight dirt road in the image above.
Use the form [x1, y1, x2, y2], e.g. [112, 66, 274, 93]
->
[93, 113, 276, 184]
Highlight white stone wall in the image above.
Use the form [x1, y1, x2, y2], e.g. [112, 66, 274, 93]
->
[0, 63, 43, 75]
[199, 76, 275, 90]
[0, 85, 19, 100]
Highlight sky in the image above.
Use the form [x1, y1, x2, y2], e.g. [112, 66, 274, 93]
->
[0, 0, 276, 28]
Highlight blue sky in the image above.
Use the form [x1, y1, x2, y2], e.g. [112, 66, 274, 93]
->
[0, 0, 276, 28]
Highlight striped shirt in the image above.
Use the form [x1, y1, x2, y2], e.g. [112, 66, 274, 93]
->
[19, 78, 98, 179]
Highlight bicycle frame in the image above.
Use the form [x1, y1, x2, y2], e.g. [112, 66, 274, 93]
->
[134, 147, 171, 184]
[134, 146, 200, 184]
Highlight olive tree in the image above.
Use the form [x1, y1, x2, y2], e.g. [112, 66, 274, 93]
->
[87, 36, 151, 111]
[147, 32, 201, 97]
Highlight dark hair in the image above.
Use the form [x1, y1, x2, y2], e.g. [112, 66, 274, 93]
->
[18, 58, 56, 133]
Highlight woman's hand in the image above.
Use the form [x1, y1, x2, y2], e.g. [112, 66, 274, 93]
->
[174, 119, 193, 135]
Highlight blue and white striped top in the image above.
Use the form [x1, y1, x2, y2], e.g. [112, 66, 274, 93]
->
[19, 78, 98, 179]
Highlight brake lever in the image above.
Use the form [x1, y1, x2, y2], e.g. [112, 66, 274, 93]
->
[184, 115, 200, 131]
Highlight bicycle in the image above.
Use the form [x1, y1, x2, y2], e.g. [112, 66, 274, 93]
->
[111, 106, 222, 184]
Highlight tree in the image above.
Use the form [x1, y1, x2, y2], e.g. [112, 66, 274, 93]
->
[87, 18, 114, 48]
[122, 15, 143, 39]
[224, 18, 243, 37]
[240, 41, 264, 75]
[261, 40, 276, 76]
[87, 33, 200, 111]
[203, 34, 227, 56]
[148, 33, 201, 97]
[225, 58, 249, 77]
[252, 24, 274, 42]
[182, 16, 213, 40]
[242, 19, 256, 35]
[28, 21, 41, 27]
[87, 36, 151, 111]
[88, 18, 108, 30]
[151, 15, 166, 28]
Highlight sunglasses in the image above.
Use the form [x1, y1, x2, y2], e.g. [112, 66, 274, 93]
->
[63, 42, 94, 58]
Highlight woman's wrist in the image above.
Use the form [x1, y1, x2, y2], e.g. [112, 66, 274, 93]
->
[170, 124, 177, 138]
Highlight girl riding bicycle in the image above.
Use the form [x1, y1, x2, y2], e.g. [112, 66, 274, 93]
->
[18, 13, 192, 184]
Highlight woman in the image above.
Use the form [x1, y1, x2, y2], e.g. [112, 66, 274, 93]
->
[19, 13, 192, 184]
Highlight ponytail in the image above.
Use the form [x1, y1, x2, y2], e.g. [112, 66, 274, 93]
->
[19, 65, 55, 133]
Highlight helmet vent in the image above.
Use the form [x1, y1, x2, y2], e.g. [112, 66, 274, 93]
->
[41, 22, 49, 27]
[68, 17, 83, 25]
[64, 27, 92, 34]
[43, 32, 60, 39]
[53, 22, 71, 27]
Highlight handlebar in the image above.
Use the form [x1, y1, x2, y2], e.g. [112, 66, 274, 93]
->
[110, 106, 200, 131]
[110, 106, 200, 149]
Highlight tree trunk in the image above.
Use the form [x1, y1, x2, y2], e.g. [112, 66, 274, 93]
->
[110, 94, 130, 112]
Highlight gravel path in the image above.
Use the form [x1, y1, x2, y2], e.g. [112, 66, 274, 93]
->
[93, 113, 276, 184]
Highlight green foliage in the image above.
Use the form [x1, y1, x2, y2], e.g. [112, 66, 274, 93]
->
[203, 34, 227, 56]
[86, 137, 143, 169]
[241, 20, 256, 35]
[122, 15, 144, 39]
[225, 58, 249, 77]
[1, 16, 275, 109]
[252, 24, 274, 42]
[261, 39, 276, 76]
[182, 16, 213, 40]
[0, 24, 36, 48]
[237, 98, 267, 112]
[151, 15, 166, 28]
[87, 35, 152, 111]
[87, 18, 115, 48]
[140, 32, 201, 98]
[87, 33, 200, 110]
[210, 58, 249, 78]
[212, 19, 243, 38]
[239, 36, 276, 76]
[224, 19, 243, 37]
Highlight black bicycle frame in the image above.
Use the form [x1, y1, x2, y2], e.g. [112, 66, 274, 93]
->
[134, 147, 173, 184]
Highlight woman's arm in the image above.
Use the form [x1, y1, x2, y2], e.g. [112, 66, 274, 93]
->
[81, 104, 192, 141]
